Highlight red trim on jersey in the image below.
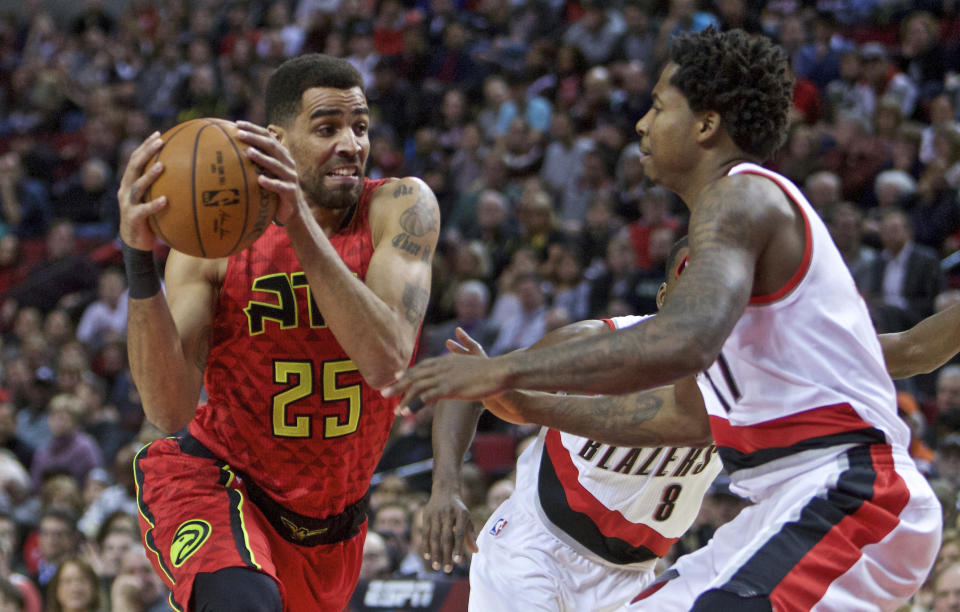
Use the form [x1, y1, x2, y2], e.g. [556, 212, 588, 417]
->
[600, 318, 616, 331]
[769, 444, 909, 609]
[630, 576, 671, 603]
[544, 429, 677, 557]
[708, 403, 872, 454]
[732, 169, 813, 305]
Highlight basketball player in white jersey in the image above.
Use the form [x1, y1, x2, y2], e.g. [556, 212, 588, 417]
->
[422, 236, 960, 612]
[387, 29, 941, 610]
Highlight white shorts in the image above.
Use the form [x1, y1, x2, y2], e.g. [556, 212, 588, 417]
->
[624, 445, 941, 611]
[470, 495, 657, 612]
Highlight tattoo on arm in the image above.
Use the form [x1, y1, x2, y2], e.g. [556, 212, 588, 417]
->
[402, 284, 429, 325]
[531, 389, 668, 446]
[399, 188, 438, 237]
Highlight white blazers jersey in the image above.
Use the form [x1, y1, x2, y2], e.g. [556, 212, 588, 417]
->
[697, 163, 909, 501]
[515, 315, 722, 568]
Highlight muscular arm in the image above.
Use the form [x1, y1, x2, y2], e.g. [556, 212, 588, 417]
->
[881, 301, 960, 379]
[474, 321, 712, 447]
[127, 252, 218, 433]
[492, 177, 769, 396]
[285, 177, 439, 388]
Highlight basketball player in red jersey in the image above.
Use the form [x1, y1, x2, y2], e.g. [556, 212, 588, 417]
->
[388, 29, 940, 610]
[116, 54, 439, 611]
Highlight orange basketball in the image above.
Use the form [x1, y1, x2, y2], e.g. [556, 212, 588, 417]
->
[145, 118, 278, 258]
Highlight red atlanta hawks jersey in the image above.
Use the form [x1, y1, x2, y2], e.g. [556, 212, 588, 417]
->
[698, 163, 909, 501]
[514, 315, 722, 567]
[189, 178, 398, 518]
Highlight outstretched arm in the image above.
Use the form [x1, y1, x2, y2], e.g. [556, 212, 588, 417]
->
[449, 326, 712, 447]
[385, 175, 772, 406]
[881, 301, 960, 379]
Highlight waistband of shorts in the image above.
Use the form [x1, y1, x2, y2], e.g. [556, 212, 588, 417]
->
[178, 434, 368, 547]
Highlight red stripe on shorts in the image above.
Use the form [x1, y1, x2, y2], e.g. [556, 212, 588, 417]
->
[769, 444, 909, 609]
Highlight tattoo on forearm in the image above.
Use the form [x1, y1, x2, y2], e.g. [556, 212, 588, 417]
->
[402, 284, 429, 325]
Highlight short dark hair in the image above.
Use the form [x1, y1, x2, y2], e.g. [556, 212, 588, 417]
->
[669, 28, 793, 161]
[265, 54, 365, 127]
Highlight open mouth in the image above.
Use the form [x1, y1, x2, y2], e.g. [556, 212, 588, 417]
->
[326, 166, 360, 179]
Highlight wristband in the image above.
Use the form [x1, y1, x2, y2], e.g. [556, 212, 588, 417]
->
[122, 241, 161, 299]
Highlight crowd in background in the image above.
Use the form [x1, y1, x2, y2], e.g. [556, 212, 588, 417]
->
[0, 0, 959, 609]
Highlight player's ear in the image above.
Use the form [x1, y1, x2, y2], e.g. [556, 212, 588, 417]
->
[696, 111, 722, 144]
[656, 282, 667, 310]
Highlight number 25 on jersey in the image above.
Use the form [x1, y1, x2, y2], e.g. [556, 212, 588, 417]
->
[271, 359, 361, 439]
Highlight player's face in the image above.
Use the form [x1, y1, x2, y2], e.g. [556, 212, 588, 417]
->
[634, 63, 699, 189]
[656, 245, 689, 310]
[288, 86, 370, 211]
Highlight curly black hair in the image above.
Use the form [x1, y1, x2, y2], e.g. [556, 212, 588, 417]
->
[669, 28, 793, 162]
[265, 54, 365, 127]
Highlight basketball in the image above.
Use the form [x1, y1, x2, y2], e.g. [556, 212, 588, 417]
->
[145, 118, 278, 258]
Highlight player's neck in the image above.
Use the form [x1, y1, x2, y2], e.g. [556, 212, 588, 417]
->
[310, 204, 356, 236]
[678, 151, 752, 209]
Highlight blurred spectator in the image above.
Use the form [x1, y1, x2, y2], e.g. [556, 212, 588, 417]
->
[559, 148, 612, 232]
[421, 280, 498, 361]
[489, 273, 548, 356]
[793, 12, 853, 90]
[588, 234, 644, 318]
[0, 152, 50, 241]
[359, 531, 394, 580]
[507, 190, 564, 263]
[46, 556, 103, 612]
[862, 208, 943, 332]
[539, 113, 591, 199]
[822, 112, 892, 205]
[936, 366, 960, 435]
[612, 1, 655, 67]
[75, 269, 127, 350]
[935, 561, 960, 611]
[448, 123, 487, 196]
[920, 94, 959, 165]
[627, 186, 682, 271]
[541, 242, 590, 322]
[653, 0, 719, 68]
[87, 525, 136, 594]
[577, 193, 622, 271]
[30, 394, 102, 490]
[562, 1, 625, 67]
[860, 41, 918, 120]
[31, 508, 79, 588]
[0, 403, 33, 473]
[824, 201, 876, 290]
[898, 391, 935, 475]
[7, 220, 99, 316]
[0, 236, 28, 301]
[803, 170, 842, 214]
[108, 543, 169, 612]
[897, 11, 947, 107]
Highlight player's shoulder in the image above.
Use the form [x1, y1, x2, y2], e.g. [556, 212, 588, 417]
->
[370, 176, 435, 204]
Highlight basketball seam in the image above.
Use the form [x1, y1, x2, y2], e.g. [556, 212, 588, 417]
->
[147, 123, 193, 251]
[211, 121, 250, 256]
[192, 123, 206, 257]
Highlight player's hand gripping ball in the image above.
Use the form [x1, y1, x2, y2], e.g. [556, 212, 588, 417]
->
[145, 118, 278, 258]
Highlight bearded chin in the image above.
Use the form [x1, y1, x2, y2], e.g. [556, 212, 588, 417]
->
[305, 178, 363, 210]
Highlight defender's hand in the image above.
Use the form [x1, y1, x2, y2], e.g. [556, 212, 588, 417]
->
[420, 490, 478, 573]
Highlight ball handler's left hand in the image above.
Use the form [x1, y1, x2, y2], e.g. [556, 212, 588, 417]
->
[235, 120, 305, 225]
[383, 351, 509, 411]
